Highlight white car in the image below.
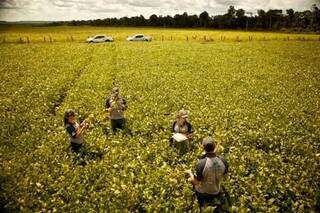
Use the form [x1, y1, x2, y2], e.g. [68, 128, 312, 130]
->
[87, 35, 113, 43]
[127, 34, 152, 41]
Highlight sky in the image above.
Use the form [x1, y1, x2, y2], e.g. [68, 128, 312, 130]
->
[0, 0, 318, 22]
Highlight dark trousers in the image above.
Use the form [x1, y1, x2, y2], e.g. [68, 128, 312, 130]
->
[70, 142, 82, 153]
[111, 118, 125, 133]
[196, 191, 220, 208]
[195, 189, 230, 212]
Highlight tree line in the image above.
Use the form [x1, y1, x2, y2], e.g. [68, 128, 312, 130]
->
[48, 5, 320, 32]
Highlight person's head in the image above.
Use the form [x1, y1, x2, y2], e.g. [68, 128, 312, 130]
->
[111, 87, 120, 97]
[64, 109, 76, 125]
[177, 109, 189, 124]
[202, 136, 215, 153]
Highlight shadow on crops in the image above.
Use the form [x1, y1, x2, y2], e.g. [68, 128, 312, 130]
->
[0, 175, 14, 213]
[68, 146, 105, 166]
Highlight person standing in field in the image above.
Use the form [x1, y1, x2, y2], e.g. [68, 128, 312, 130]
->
[170, 109, 193, 152]
[105, 87, 127, 133]
[185, 136, 230, 212]
[64, 109, 89, 153]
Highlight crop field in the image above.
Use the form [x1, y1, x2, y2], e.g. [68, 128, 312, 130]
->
[0, 27, 320, 212]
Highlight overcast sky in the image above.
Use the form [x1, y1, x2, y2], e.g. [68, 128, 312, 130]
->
[0, 0, 318, 22]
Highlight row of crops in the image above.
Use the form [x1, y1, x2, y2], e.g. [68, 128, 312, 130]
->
[1, 26, 320, 43]
[1, 38, 320, 212]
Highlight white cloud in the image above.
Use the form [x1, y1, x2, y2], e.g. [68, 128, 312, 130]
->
[0, 0, 318, 21]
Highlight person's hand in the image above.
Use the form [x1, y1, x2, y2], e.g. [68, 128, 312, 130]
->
[185, 169, 193, 177]
[185, 170, 195, 183]
[187, 133, 193, 139]
[80, 121, 89, 130]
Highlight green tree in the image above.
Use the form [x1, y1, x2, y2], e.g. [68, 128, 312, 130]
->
[199, 11, 210, 27]
[149, 14, 159, 26]
[236, 9, 246, 29]
[286, 9, 295, 27]
[311, 4, 320, 30]
[266, 9, 283, 29]
[257, 9, 267, 28]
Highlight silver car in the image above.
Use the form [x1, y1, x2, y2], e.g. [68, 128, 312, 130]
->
[127, 34, 152, 41]
[87, 35, 113, 43]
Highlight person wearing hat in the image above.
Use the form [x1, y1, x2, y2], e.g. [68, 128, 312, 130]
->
[186, 136, 229, 211]
[170, 109, 193, 151]
[172, 109, 193, 137]
[105, 87, 127, 133]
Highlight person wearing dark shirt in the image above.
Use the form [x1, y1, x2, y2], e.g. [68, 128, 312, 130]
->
[64, 109, 88, 152]
[170, 109, 193, 152]
[105, 87, 127, 133]
[186, 136, 229, 211]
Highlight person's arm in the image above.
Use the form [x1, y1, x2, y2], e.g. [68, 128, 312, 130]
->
[186, 159, 206, 186]
[218, 156, 229, 175]
[190, 175, 200, 186]
[76, 126, 84, 136]
[77, 120, 90, 135]
[105, 98, 112, 112]
[66, 125, 80, 138]
[121, 98, 127, 111]
[187, 122, 193, 133]
[185, 169, 200, 186]
[195, 158, 205, 181]
[172, 121, 177, 133]
[186, 122, 193, 139]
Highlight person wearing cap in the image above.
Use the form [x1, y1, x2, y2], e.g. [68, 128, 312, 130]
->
[170, 109, 193, 151]
[186, 136, 229, 211]
[105, 87, 127, 133]
[172, 109, 193, 137]
[64, 109, 89, 152]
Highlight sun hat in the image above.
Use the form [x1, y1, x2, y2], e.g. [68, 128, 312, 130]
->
[112, 87, 119, 94]
[178, 109, 189, 118]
